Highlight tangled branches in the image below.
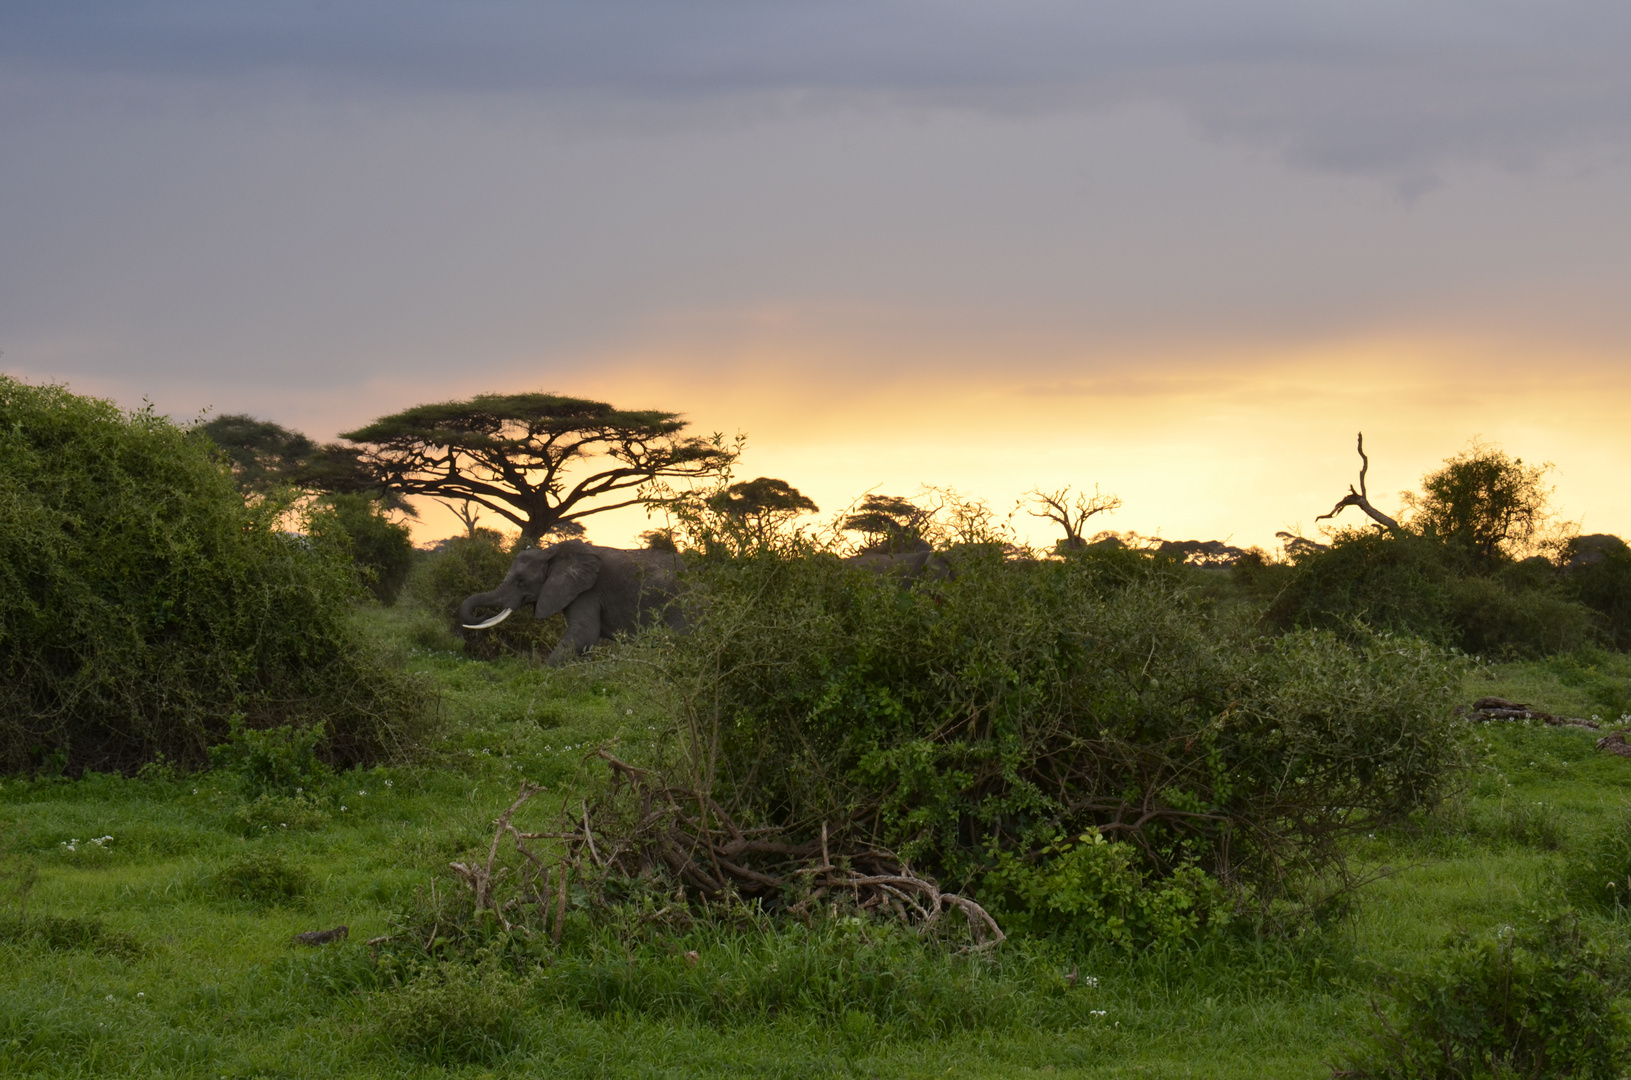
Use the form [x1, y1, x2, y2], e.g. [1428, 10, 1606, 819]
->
[449, 755, 1004, 950]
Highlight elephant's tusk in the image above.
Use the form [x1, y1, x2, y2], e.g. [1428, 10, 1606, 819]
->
[463, 608, 515, 630]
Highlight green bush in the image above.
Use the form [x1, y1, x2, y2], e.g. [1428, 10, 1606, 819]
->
[210, 851, 311, 906]
[0, 377, 432, 773]
[1334, 916, 1631, 1079]
[208, 718, 332, 796]
[1266, 530, 1595, 658]
[1562, 537, 1631, 649]
[401, 529, 560, 659]
[984, 828, 1231, 947]
[641, 541, 1466, 936]
[372, 961, 529, 1065]
[309, 493, 415, 605]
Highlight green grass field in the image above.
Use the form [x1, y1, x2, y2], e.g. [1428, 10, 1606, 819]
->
[4, 618, 1630, 1079]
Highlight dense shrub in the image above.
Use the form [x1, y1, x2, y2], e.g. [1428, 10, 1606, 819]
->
[639, 541, 1467, 936]
[0, 377, 430, 773]
[309, 494, 415, 604]
[1266, 530, 1595, 658]
[372, 961, 529, 1065]
[1561, 535, 1631, 649]
[1334, 916, 1631, 1079]
[401, 528, 560, 658]
[209, 851, 312, 906]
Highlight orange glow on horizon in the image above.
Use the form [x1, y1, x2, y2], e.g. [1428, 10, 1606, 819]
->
[358, 331, 1631, 556]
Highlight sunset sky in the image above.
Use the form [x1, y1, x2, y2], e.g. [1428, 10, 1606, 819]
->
[5, 3, 1631, 550]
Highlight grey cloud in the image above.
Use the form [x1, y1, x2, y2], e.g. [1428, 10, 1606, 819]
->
[4, 2, 1630, 173]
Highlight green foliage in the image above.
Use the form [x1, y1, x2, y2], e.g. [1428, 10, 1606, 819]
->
[643, 540, 1467, 936]
[308, 493, 416, 604]
[1561, 535, 1631, 649]
[1266, 530, 1596, 658]
[0, 912, 144, 961]
[1334, 916, 1631, 1079]
[402, 528, 560, 658]
[1403, 444, 1555, 564]
[209, 850, 311, 906]
[1558, 809, 1631, 916]
[372, 961, 529, 1065]
[0, 377, 431, 774]
[985, 828, 1231, 948]
[207, 718, 332, 796]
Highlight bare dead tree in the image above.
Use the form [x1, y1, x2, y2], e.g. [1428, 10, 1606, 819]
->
[1316, 433, 1403, 535]
[441, 498, 484, 539]
[1027, 485, 1123, 551]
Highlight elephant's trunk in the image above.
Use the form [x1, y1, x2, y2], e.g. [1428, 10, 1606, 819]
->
[458, 588, 513, 631]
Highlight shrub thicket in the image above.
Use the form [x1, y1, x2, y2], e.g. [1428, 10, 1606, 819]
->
[1334, 916, 1631, 1079]
[1265, 530, 1596, 658]
[309, 493, 416, 604]
[632, 536, 1466, 940]
[0, 377, 430, 773]
[1561, 535, 1631, 649]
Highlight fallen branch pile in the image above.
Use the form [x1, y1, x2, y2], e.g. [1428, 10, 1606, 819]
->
[447, 751, 1004, 949]
[1460, 696, 1600, 730]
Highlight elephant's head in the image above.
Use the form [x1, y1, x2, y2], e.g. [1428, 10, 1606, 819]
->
[458, 539, 602, 631]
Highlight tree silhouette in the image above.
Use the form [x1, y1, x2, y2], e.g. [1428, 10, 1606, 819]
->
[1026, 485, 1122, 552]
[1404, 442, 1554, 563]
[196, 414, 317, 496]
[841, 494, 931, 553]
[337, 392, 735, 540]
[1316, 432, 1403, 535]
[706, 477, 819, 542]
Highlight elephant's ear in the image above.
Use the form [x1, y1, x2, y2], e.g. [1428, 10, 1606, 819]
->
[535, 549, 602, 619]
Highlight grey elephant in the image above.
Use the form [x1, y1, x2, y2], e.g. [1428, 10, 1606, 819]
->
[842, 542, 952, 583]
[459, 540, 686, 666]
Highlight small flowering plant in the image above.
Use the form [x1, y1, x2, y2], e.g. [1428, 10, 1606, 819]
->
[59, 835, 114, 854]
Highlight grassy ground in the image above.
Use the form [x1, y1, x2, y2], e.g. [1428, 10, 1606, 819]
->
[4, 614, 1630, 1078]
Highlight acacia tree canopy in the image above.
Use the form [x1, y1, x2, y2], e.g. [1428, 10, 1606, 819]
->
[196, 414, 318, 496]
[337, 392, 736, 540]
[706, 477, 818, 540]
[841, 494, 931, 553]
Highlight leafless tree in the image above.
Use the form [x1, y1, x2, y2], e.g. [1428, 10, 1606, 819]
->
[1026, 485, 1123, 551]
[1316, 433, 1403, 535]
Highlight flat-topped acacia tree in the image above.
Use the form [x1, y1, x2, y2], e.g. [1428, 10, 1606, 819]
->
[337, 393, 736, 541]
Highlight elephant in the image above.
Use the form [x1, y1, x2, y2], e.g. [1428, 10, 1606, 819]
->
[458, 540, 686, 666]
[842, 545, 952, 582]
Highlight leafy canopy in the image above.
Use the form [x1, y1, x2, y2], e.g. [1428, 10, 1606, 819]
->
[339, 392, 736, 539]
[1403, 442, 1555, 563]
[195, 414, 318, 495]
[841, 494, 931, 553]
[704, 477, 819, 541]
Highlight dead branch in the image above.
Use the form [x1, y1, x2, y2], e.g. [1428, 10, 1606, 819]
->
[1316, 433, 1403, 534]
[450, 766, 1007, 950]
[1027, 485, 1123, 550]
[448, 783, 542, 932]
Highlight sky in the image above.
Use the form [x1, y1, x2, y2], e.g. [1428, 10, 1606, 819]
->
[4, 2, 1631, 549]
